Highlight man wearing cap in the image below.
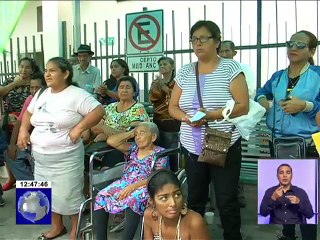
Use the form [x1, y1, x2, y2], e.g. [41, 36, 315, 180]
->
[73, 44, 101, 94]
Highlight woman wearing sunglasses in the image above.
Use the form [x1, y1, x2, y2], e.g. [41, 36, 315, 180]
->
[256, 30, 319, 240]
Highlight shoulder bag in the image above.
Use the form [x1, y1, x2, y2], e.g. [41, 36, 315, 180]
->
[195, 62, 233, 167]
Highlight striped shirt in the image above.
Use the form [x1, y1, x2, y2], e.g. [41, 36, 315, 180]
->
[176, 58, 242, 155]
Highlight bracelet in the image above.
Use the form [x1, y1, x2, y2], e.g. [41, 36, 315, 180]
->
[303, 101, 314, 112]
[257, 95, 267, 101]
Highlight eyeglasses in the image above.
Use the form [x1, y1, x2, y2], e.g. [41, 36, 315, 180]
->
[189, 36, 214, 44]
[286, 41, 308, 49]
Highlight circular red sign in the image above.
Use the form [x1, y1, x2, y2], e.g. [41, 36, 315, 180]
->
[129, 14, 161, 51]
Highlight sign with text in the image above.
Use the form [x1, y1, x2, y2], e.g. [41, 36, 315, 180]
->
[126, 10, 163, 55]
[127, 55, 162, 72]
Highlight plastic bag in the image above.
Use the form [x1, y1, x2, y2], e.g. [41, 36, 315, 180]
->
[216, 99, 266, 140]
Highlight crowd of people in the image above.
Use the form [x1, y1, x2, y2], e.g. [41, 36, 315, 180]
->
[0, 19, 319, 240]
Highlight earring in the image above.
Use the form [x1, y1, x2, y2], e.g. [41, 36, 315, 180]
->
[180, 203, 188, 216]
[151, 206, 158, 221]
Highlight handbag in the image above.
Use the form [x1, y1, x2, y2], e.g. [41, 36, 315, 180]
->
[195, 62, 233, 167]
[272, 136, 306, 159]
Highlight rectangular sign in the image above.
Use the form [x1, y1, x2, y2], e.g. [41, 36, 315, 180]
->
[127, 55, 163, 72]
[126, 9, 163, 55]
[16, 181, 52, 225]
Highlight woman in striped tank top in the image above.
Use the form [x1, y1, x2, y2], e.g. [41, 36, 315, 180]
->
[169, 20, 249, 240]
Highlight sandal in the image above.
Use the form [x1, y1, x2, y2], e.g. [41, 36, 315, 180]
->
[37, 226, 67, 240]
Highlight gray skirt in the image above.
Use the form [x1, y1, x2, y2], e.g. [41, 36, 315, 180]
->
[32, 146, 85, 215]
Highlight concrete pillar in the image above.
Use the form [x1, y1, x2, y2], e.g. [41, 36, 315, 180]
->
[41, 1, 61, 63]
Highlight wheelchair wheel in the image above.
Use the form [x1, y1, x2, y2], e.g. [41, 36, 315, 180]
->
[177, 169, 188, 202]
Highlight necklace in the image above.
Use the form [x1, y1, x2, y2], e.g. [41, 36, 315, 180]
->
[287, 75, 300, 94]
[158, 215, 182, 240]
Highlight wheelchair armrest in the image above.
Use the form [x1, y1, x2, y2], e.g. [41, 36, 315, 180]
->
[155, 147, 180, 158]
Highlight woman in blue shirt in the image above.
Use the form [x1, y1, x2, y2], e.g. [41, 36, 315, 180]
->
[256, 30, 319, 240]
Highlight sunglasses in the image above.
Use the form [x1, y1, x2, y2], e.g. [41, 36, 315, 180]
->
[286, 41, 308, 49]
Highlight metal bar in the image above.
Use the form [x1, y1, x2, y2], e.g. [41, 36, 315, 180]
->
[166, 34, 168, 56]
[73, 0, 81, 50]
[32, 35, 36, 58]
[117, 18, 121, 59]
[181, 32, 183, 66]
[40, 34, 45, 70]
[172, 10, 176, 64]
[188, 7, 191, 63]
[3, 52, 7, 77]
[239, 0, 242, 61]
[222, 2, 225, 39]
[204, 5, 206, 20]
[99, 41, 103, 81]
[10, 38, 14, 74]
[256, 0, 262, 88]
[294, 0, 297, 32]
[61, 21, 67, 58]
[275, 0, 279, 70]
[17, 37, 21, 63]
[0, 63, 3, 83]
[105, 20, 109, 79]
[94, 22, 98, 67]
[317, 0, 319, 64]
[83, 24, 87, 45]
[24, 36, 28, 56]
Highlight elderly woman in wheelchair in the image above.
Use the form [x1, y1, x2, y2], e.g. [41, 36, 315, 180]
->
[93, 122, 169, 240]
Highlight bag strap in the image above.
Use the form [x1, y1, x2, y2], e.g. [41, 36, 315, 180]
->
[195, 62, 204, 109]
[37, 87, 47, 100]
[195, 62, 235, 132]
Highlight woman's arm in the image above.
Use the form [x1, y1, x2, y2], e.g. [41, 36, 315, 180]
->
[118, 179, 148, 200]
[206, 73, 249, 120]
[168, 84, 189, 121]
[7, 120, 21, 159]
[106, 89, 119, 101]
[106, 130, 135, 154]
[143, 208, 155, 239]
[17, 111, 32, 150]
[69, 105, 105, 143]
[0, 80, 22, 97]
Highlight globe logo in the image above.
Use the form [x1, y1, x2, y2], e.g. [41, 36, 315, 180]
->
[17, 191, 50, 223]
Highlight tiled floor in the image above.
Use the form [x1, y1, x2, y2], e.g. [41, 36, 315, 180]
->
[0, 170, 319, 240]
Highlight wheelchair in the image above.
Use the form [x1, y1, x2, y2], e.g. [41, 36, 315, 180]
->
[75, 136, 186, 240]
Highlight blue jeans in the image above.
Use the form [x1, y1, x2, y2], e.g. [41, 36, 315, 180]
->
[5, 150, 34, 180]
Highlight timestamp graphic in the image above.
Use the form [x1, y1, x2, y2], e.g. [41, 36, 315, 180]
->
[16, 181, 52, 225]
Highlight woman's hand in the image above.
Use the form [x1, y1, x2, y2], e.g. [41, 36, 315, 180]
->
[17, 129, 30, 150]
[182, 114, 207, 128]
[97, 85, 108, 96]
[69, 127, 82, 144]
[7, 144, 18, 160]
[280, 97, 306, 114]
[118, 184, 137, 200]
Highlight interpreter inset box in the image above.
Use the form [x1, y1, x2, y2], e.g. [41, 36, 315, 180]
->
[257, 159, 318, 224]
[16, 181, 52, 225]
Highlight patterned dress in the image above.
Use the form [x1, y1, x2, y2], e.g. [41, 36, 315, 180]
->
[94, 143, 169, 215]
[1, 77, 30, 113]
[104, 102, 150, 130]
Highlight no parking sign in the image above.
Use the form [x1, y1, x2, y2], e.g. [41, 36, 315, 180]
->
[126, 10, 164, 72]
